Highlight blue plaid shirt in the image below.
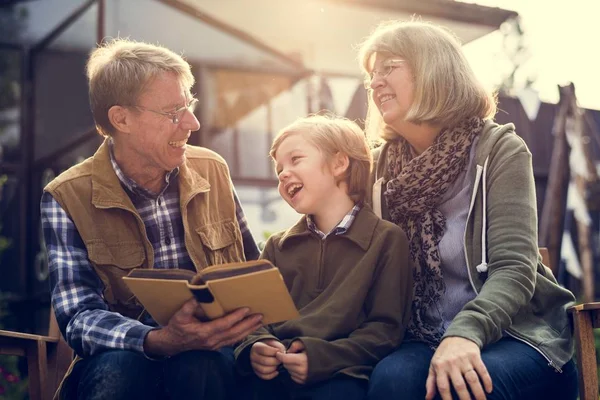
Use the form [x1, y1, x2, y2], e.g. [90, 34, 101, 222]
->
[306, 204, 361, 239]
[41, 147, 259, 357]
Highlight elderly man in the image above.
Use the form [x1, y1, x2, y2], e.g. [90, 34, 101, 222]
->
[41, 39, 263, 399]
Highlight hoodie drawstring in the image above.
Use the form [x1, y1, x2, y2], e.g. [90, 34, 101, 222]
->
[475, 156, 490, 273]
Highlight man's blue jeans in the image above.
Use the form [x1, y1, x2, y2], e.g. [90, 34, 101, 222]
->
[368, 338, 578, 400]
[65, 347, 236, 400]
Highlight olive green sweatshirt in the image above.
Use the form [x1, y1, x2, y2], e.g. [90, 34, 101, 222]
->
[234, 206, 413, 384]
[371, 120, 575, 370]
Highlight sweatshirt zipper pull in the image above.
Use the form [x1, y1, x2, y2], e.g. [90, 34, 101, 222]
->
[548, 360, 563, 373]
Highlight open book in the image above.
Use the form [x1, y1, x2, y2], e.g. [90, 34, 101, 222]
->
[123, 260, 299, 326]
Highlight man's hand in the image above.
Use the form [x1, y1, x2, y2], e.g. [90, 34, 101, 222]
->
[250, 339, 286, 380]
[425, 337, 493, 400]
[276, 340, 308, 385]
[144, 298, 263, 357]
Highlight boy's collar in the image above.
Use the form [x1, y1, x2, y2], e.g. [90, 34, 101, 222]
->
[306, 204, 361, 239]
[277, 204, 379, 251]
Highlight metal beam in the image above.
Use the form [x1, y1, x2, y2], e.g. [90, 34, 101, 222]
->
[325, 0, 518, 29]
[200, 60, 311, 77]
[156, 0, 305, 70]
[18, 48, 32, 293]
[0, 0, 37, 5]
[97, 0, 105, 45]
[20, 0, 97, 297]
[31, 0, 97, 53]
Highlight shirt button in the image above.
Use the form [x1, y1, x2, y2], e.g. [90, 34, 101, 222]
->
[158, 197, 163, 206]
[165, 237, 171, 245]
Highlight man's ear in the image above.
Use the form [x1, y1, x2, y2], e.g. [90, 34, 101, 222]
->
[108, 105, 133, 134]
[331, 152, 350, 178]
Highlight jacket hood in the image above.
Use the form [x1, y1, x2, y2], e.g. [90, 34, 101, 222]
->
[475, 120, 516, 165]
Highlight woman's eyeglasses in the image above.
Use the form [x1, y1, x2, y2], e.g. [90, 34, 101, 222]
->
[364, 59, 405, 89]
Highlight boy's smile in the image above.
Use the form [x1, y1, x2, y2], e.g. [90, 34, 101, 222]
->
[285, 182, 304, 199]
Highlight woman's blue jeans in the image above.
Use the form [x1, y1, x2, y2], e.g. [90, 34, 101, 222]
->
[368, 338, 578, 400]
[65, 347, 236, 400]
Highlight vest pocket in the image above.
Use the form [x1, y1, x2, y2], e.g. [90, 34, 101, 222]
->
[87, 240, 146, 314]
[196, 219, 241, 265]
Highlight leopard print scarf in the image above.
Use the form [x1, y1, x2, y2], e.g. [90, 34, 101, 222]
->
[384, 117, 484, 345]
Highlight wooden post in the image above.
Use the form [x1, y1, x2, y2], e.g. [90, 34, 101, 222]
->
[573, 105, 599, 302]
[576, 173, 594, 302]
[541, 83, 598, 301]
[539, 85, 572, 271]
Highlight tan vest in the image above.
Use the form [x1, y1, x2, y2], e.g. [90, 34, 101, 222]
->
[44, 140, 245, 320]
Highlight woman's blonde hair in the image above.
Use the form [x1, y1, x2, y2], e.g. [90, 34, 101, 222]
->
[358, 20, 497, 141]
[270, 115, 373, 203]
[86, 38, 195, 136]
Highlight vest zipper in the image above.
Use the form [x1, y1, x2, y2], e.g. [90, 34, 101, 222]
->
[317, 240, 326, 291]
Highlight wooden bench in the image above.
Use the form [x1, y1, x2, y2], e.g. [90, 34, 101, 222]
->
[569, 301, 600, 400]
[0, 308, 73, 400]
[0, 249, 598, 399]
[539, 247, 599, 400]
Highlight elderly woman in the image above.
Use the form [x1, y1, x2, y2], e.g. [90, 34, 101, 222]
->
[359, 20, 578, 400]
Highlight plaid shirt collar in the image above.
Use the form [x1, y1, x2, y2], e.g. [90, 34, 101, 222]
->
[108, 139, 178, 199]
[306, 203, 361, 240]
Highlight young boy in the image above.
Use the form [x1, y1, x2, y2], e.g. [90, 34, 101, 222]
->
[234, 115, 413, 400]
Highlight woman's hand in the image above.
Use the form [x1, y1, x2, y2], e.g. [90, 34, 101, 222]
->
[425, 337, 493, 400]
[250, 339, 286, 380]
[276, 340, 308, 384]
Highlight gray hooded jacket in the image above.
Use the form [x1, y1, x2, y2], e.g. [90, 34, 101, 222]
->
[370, 120, 575, 370]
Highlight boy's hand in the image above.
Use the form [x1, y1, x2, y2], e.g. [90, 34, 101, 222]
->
[276, 340, 308, 384]
[250, 339, 286, 380]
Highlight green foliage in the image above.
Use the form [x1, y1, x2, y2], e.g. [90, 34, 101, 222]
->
[0, 176, 11, 316]
[0, 6, 26, 110]
[0, 176, 26, 399]
[257, 230, 274, 251]
[0, 293, 28, 399]
[0, 7, 29, 398]
[262, 230, 273, 241]
[0, 176, 10, 255]
[0, 356, 28, 399]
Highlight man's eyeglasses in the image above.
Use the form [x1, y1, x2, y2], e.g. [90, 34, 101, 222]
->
[364, 59, 405, 89]
[133, 97, 199, 124]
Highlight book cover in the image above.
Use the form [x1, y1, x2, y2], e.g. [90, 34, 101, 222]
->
[122, 260, 299, 326]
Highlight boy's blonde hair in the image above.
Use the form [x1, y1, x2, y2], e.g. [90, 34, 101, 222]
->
[270, 115, 372, 203]
[86, 38, 195, 137]
[357, 20, 497, 142]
